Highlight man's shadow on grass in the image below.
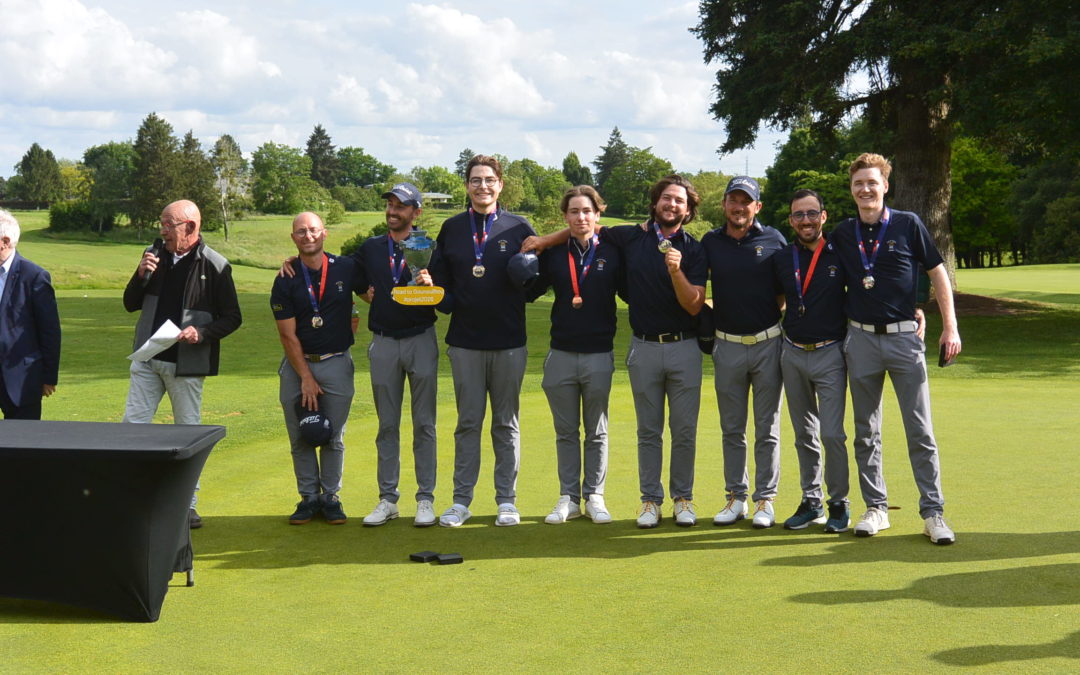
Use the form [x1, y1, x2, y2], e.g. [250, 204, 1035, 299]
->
[191, 514, 870, 569]
[931, 629, 1079, 668]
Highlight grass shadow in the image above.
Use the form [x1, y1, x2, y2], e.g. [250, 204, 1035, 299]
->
[0, 597, 121, 624]
[789, 562, 1079, 608]
[191, 514, 858, 569]
[932, 629, 1080, 667]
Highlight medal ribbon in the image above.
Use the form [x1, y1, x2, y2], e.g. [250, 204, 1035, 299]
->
[854, 206, 891, 282]
[791, 239, 825, 311]
[387, 236, 407, 284]
[469, 207, 496, 269]
[652, 221, 678, 247]
[567, 235, 599, 301]
[300, 253, 329, 318]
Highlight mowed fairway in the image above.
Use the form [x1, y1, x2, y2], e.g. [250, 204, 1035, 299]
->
[2, 213, 1078, 672]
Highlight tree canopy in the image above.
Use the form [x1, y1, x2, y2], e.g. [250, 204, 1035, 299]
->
[306, 124, 340, 190]
[14, 143, 63, 204]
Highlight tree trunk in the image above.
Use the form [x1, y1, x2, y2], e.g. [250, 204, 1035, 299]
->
[891, 77, 957, 290]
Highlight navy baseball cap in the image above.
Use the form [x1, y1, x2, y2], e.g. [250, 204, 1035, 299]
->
[506, 251, 540, 287]
[725, 176, 761, 201]
[382, 182, 423, 208]
[298, 411, 334, 446]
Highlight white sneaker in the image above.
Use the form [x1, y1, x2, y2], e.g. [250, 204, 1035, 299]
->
[673, 498, 697, 527]
[414, 500, 436, 527]
[362, 499, 399, 526]
[495, 502, 520, 527]
[636, 501, 661, 529]
[854, 507, 890, 537]
[752, 499, 775, 529]
[439, 503, 471, 528]
[713, 494, 748, 525]
[544, 496, 582, 524]
[585, 494, 612, 524]
[923, 514, 955, 545]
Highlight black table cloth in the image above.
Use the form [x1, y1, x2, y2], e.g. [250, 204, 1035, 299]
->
[0, 420, 225, 622]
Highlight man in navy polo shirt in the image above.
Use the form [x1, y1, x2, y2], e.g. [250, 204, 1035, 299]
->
[772, 190, 851, 533]
[427, 155, 537, 528]
[524, 175, 707, 528]
[351, 183, 440, 528]
[271, 212, 364, 525]
[832, 152, 961, 545]
[703, 176, 788, 529]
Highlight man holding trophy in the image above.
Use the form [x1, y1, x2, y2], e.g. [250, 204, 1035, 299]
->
[351, 183, 441, 528]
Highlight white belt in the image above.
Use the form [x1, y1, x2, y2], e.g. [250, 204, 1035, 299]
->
[849, 320, 918, 335]
[715, 324, 782, 345]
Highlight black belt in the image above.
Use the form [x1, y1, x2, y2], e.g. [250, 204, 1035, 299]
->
[633, 331, 693, 344]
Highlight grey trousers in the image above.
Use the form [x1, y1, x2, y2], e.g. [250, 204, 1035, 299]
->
[626, 337, 702, 504]
[541, 349, 614, 502]
[447, 345, 527, 507]
[124, 358, 204, 508]
[845, 328, 945, 517]
[368, 328, 438, 503]
[780, 341, 849, 505]
[712, 336, 783, 502]
[279, 351, 354, 498]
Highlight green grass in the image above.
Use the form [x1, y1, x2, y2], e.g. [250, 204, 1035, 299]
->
[1, 216, 1078, 672]
[958, 263, 1080, 308]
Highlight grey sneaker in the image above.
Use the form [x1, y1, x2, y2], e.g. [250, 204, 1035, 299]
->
[713, 494, 748, 525]
[585, 494, 612, 524]
[923, 514, 955, 545]
[544, 495, 582, 524]
[495, 502, 520, 527]
[673, 498, 697, 526]
[414, 500, 436, 527]
[362, 499, 399, 526]
[636, 501, 661, 528]
[854, 507, 890, 537]
[439, 503, 471, 528]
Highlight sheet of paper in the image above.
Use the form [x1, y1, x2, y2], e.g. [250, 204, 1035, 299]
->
[127, 320, 181, 361]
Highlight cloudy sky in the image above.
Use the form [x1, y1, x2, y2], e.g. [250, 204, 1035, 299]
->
[0, 0, 786, 180]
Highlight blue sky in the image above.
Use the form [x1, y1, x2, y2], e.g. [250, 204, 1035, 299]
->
[0, 0, 786, 179]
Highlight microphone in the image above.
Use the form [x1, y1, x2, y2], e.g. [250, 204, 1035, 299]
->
[142, 238, 164, 285]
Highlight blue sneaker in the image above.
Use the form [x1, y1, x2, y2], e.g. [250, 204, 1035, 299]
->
[321, 494, 347, 525]
[289, 496, 321, 525]
[824, 501, 851, 533]
[783, 499, 826, 530]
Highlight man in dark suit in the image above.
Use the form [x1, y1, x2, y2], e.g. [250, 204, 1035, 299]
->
[0, 209, 61, 419]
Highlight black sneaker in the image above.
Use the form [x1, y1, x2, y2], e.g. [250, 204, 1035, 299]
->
[189, 508, 203, 529]
[783, 499, 826, 530]
[322, 494, 347, 525]
[824, 501, 851, 533]
[289, 496, 321, 525]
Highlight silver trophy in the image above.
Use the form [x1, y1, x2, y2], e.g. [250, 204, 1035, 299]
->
[401, 229, 436, 286]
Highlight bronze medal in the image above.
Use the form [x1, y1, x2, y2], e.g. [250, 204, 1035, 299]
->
[572, 296, 583, 309]
[311, 316, 323, 328]
[472, 264, 486, 278]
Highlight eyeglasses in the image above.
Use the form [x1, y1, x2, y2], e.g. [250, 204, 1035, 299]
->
[292, 228, 325, 238]
[790, 210, 822, 222]
[160, 219, 192, 230]
[468, 177, 499, 187]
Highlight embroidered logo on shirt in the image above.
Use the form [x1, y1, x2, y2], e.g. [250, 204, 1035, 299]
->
[271, 303, 284, 311]
[755, 245, 764, 256]
[597, 258, 606, 271]
[887, 240, 897, 252]
[498, 240, 508, 252]
[828, 265, 838, 277]
[336, 280, 344, 292]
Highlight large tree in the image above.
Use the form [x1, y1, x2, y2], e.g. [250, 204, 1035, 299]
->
[693, 0, 1077, 287]
[603, 147, 674, 218]
[561, 151, 593, 186]
[337, 146, 395, 187]
[84, 141, 135, 233]
[132, 113, 180, 230]
[14, 143, 63, 205]
[210, 134, 248, 241]
[593, 126, 629, 196]
[306, 124, 340, 189]
[454, 148, 475, 179]
[176, 131, 219, 228]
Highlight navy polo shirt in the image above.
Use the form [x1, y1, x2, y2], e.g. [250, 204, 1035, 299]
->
[428, 207, 537, 350]
[701, 221, 787, 334]
[600, 223, 707, 336]
[353, 234, 436, 338]
[832, 208, 943, 324]
[271, 254, 363, 353]
[532, 237, 621, 353]
[772, 236, 847, 343]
